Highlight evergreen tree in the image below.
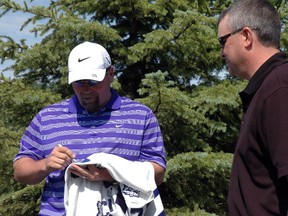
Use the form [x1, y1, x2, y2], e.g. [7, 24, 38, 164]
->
[0, 0, 225, 97]
[1, 0, 288, 215]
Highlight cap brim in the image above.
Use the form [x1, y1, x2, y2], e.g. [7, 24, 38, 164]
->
[68, 69, 106, 84]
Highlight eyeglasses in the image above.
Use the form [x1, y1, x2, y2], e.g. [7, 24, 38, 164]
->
[74, 80, 100, 87]
[218, 28, 244, 48]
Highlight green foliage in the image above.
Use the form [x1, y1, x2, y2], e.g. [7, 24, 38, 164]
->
[0, 78, 61, 215]
[0, 117, 42, 216]
[137, 71, 245, 157]
[161, 151, 233, 216]
[0, 77, 62, 130]
[0, 184, 43, 216]
[166, 207, 218, 216]
[2, 0, 284, 215]
[137, 71, 210, 157]
[128, 9, 221, 86]
[0, 121, 24, 195]
[0, 0, 224, 97]
[278, 0, 288, 51]
[190, 80, 247, 153]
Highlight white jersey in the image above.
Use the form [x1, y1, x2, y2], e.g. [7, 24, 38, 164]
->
[64, 153, 165, 216]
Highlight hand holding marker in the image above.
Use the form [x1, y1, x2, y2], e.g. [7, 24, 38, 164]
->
[58, 144, 76, 163]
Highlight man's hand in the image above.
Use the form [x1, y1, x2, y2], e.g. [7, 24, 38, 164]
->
[46, 145, 76, 172]
[68, 164, 114, 182]
[13, 144, 76, 185]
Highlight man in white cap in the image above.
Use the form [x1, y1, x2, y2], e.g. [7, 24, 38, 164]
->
[13, 41, 166, 216]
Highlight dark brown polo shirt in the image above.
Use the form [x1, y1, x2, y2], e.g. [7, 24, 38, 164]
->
[228, 52, 288, 216]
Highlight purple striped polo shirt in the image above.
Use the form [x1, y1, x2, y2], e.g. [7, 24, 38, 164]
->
[14, 88, 166, 216]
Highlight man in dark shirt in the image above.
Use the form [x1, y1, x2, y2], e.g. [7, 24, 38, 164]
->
[217, 0, 288, 215]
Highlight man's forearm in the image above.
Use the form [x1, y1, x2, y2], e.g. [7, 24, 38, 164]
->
[150, 162, 165, 185]
[13, 157, 50, 185]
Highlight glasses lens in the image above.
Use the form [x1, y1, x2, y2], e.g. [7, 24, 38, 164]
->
[75, 80, 85, 86]
[218, 28, 244, 48]
[218, 33, 231, 48]
[75, 80, 99, 87]
[218, 38, 225, 47]
[88, 80, 99, 86]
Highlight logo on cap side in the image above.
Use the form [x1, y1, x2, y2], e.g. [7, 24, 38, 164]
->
[78, 57, 90, 62]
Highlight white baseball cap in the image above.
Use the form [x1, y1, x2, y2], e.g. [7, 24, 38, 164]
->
[68, 41, 112, 84]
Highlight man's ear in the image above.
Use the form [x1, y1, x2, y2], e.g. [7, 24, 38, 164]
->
[108, 66, 114, 82]
[242, 27, 254, 48]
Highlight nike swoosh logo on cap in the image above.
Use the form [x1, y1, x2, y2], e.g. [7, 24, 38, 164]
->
[78, 57, 90, 62]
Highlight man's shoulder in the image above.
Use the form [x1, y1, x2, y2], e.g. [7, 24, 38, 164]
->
[265, 62, 288, 88]
[119, 96, 152, 112]
[38, 98, 71, 115]
[275, 61, 288, 79]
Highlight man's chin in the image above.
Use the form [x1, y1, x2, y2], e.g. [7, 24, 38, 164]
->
[81, 96, 94, 104]
[80, 99, 100, 112]
[81, 97, 90, 102]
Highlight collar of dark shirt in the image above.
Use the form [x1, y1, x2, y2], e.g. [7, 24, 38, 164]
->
[239, 52, 287, 113]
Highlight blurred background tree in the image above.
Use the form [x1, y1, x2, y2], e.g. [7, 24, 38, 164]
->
[1, 0, 288, 215]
